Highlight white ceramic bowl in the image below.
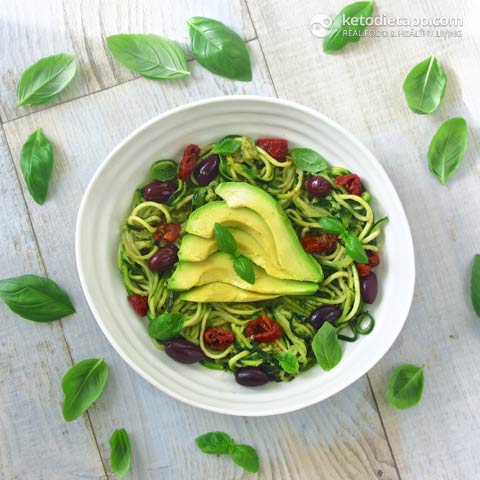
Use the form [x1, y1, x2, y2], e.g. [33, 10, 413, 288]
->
[76, 96, 415, 416]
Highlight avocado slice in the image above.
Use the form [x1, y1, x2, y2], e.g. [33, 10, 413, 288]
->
[168, 252, 318, 295]
[216, 182, 323, 282]
[180, 282, 279, 303]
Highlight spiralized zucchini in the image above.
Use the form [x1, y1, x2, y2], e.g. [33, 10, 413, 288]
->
[118, 136, 386, 381]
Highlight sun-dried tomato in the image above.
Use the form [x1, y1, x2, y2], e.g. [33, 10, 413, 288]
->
[301, 234, 338, 254]
[356, 251, 380, 277]
[335, 173, 363, 196]
[245, 311, 284, 343]
[127, 294, 148, 316]
[154, 223, 181, 243]
[178, 144, 201, 181]
[204, 327, 235, 351]
[256, 138, 289, 161]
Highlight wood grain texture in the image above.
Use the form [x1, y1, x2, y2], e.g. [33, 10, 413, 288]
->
[0, 128, 107, 479]
[0, 0, 255, 122]
[2, 41, 398, 479]
[247, 0, 480, 478]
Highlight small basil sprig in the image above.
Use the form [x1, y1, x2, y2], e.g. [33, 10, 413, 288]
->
[148, 312, 186, 341]
[20, 129, 54, 204]
[195, 432, 259, 473]
[428, 117, 468, 185]
[312, 322, 343, 371]
[17, 53, 77, 106]
[62, 358, 109, 422]
[0, 274, 74, 322]
[471, 255, 480, 317]
[403, 56, 447, 114]
[290, 148, 328, 173]
[107, 34, 190, 80]
[110, 428, 131, 477]
[212, 138, 241, 155]
[276, 351, 299, 374]
[323, 1, 374, 54]
[233, 256, 255, 284]
[214, 223, 256, 284]
[195, 431, 234, 455]
[187, 16, 252, 81]
[386, 364, 424, 410]
[150, 160, 177, 181]
[319, 217, 368, 263]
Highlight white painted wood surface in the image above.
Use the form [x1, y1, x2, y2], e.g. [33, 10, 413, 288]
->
[0, 0, 479, 478]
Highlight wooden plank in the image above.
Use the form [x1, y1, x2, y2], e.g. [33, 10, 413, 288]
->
[247, 0, 480, 478]
[3, 41, 398, 479]
[0, 128, 107, 479]
[0, 0, 255, 122]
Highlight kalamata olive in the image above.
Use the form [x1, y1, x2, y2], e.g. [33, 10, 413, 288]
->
[234, 366, 270, 387]
[149, 244, 178, 272]
[309, 305, 342, 330]
[194, 154, 220, 186]
[305, 176, 331, 197]
[143, 181, 177, 202]
[164, 338, 206, 364]
[360, 271, 378, 304]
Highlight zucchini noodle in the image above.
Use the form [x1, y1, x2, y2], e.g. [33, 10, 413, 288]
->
[118, 135, 386, 382]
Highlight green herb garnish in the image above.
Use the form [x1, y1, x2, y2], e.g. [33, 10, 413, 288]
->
[428, 117, 468, 185]
[386, 364, 424, 410]
[17, 53, 77, 106]
[0, 274, 74, 322]
[62, 358, 109, 422]
[311, 322, 343, 371]
[471, 255, 480, 317]
[20, 128, 54, 205]
[323, 1, 374, 54]
[187, 16, 252, 81]
[106, 34, 190, 80]
[214, 223, 256, 283]
[148, 312, 186, 341]
[290, 148, 328, 173]
[109, 428, 131, 477]
[319, 217, 368, 263]
[195, 432, 259, 473]
[403, 56, 447, 114]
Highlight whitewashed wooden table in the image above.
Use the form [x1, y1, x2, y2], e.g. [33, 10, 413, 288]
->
[1, 1, 480, 478]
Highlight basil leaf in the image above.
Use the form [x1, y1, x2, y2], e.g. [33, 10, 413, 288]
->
[17, 53, 77, 106]
[150, 160, 177, 181]
[0, 274, 74, 322]
[323, 1, 374, 54]
[403, 56, 447, 114]
[428, 117, 468, 185]
[319, 217, 346, 235]
[231, 444, 260, 473]
[62, 358, 109, 422]
[212, 138, 241, 155]
[312, 322, 342, 371]
[106, 34, 190, 80]
[20, 129, 54, 205]
[110, 428, 131, 477]
[290, 148, 328, 173]
[471, 255, 480, 317]
[187, 16, 252, 81]
[277, 352, 299, 374]
[233, 255, 255, 284]
[195, 431, 234, 455]
[386, 364, 424, 410]
[343, 234, 368, 263]
[214, 223, 237, 254]
[148, 312, 185, 341]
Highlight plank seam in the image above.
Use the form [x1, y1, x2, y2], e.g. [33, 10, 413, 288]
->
[0, 123, 110, 479]
[366, 374, 403, 480]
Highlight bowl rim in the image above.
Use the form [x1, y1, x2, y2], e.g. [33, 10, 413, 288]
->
[76, 95, 415, 416]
